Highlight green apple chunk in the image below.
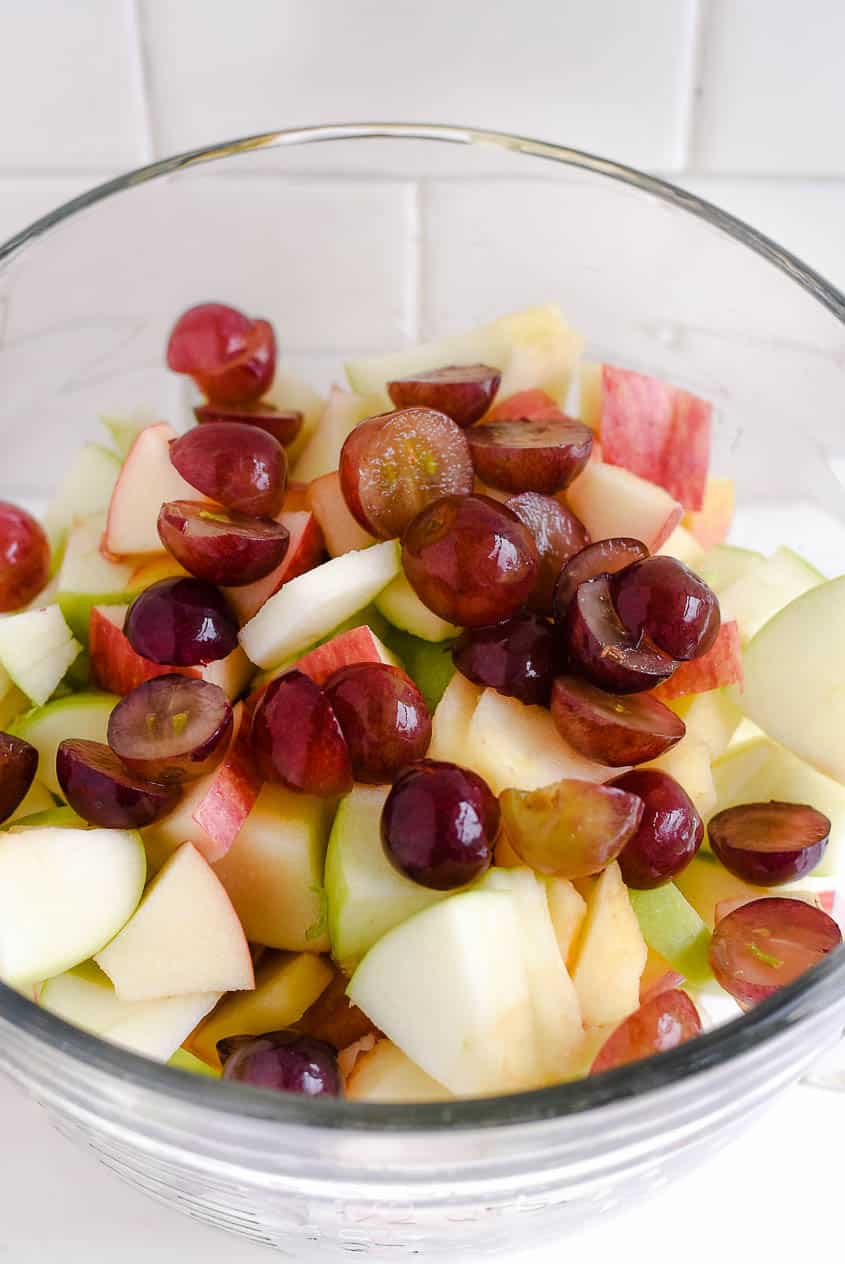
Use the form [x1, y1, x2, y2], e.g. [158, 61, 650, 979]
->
[374, 570, 460, 643]
[0, 606, 81, 706]
[674, 852, 768, 931]
[742, 576, 845, 783]
[346, 1038, 453, 1103]
[43, 442, 121, 557]
[628, 883, 712, 985]
[239, 540, 401, 670]
[5, 806, 86, 831]
[348, 890, 539, 1096]
[11, 691, 117, 796]
[5, 780, 54, 825]
[324, 785, 449, 972]
[569, 861, 647, 1028]
[380, 624, 457, 713]
[213, 783, 335, 953]
[290, 385, 386, 483]
[719, 546, 823, 644]
[0, 826, 145, 986]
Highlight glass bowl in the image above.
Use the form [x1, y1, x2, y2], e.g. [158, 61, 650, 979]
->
[1, 124, 844, 1260]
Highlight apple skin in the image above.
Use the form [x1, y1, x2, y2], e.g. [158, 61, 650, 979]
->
[103, 422, 208, 558]
[223, 510, 325, 624]
[654, 622, 742, 703]
[566, 460, 682, 553]
[569, 861, 647, 1028]
[683, 477, 735, 549]
[308, 471, 376, 557]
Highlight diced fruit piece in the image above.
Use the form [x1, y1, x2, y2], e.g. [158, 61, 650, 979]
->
[375, 569, 459, 642]
[638, 948, 683, 1004]
[240, 540, 401, 669]
[8, 805, 86, 831]
[505, 492, 590, 614]
[453, 611, 562, 706]
[348, 890, 538, 1096]
[466, 689, 615, 794]
[426, 672, 482, 764]
[0, 685, 28, 731]
[387, 364, 501, 428]
[223, 509, 325, 624]
[108, 675, 233, 784]
[382, 625, 457, 714]
[346, 1038, 452, 1102]
[5, 778, 53, 825]
[0, 605, 80, 705]
[563, 575, 677, 694]
[483, 387, 559, 424]
[194, 400, 303, 447]
[251, 670, 353, 797]
[57, 739, 180, 829]
[709, 897, 840, 1008]
[104, 423, 206, 557]
[467, 416, 593, 495]
[741, 577, 845, 782]
[212, 783, 334, 953]
[610, 769, 704, 889]
[551, 676, 685, 767]
[308, 471, 376, 556]
[169, 423, 287, 519]
[545, 877, 588, 968]
[683, 477, 735, 549]
[125, 578, 239, 666]
[708, 802, 830, 887]
[96, 842, 253, 1001]
[670, 687, 741, 760]
[265, 372, 326, 466]
[291, 385, 386, 484]
[719, 546, 823, 645]
[656, 523, 705, 569]
[255, 623, 396, 693]
[569, 861, 648, 1028]
[0, 825, 145, 986]
[167, 303, 275, 405]
[628, 882, 712, 984]
[645, 732, 717, 820]
[566, 462, 683, 553]
[324, 784, 450, 972]
[697, 543, 763, 595]
[0, 732, 38, 824]
[41, 962, 219, 1063]
[653, 621, 742, 702]
[402, 495, 538, 628]
[188, 951, 333, 1068]
[43, 442, 121, 554]
[11, 691, 117, 797]
[612, 556, 720, 662]
[597, 365, 711, 511]
[500, 779, 643, 878]
[591, 989, 702, 1073]
[0, 502, 51, 612]
[220, 1031, 341, 1096]
[158, 501, 290, 586]
[55, 513, 135, 599]
[578, 362, 602, 429]
[325, 663, 431, 783]
[127, 554, 189, 589]
[553, 537, 649, 619]
[100, 414, 152, 461]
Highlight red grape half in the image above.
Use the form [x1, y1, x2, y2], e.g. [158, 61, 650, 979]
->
[56, 738, 180, 828]
[610, 768, 703, 888]
[499, 778, 644, 878]
[170, 421, 287, 519]
[612, 555, 720, 661]
[505, 492, 590, 614]
[125, 578, 239, 666]
[467, 416, 593, 494]
[707, 801, 830, 887]
[564, 574, 677, 694]
[0, 732, 38, 824]
[157, 501, 290, 587]
[553, 537, 649, 622]
[386, 364, 501, 428]
[551, 675, 685, 767]
[250, 670, 353, 797]
[167, 303, 275, 405]
[194, 401, 303, 447]
[591, 989, 702, 1073]
[324, 662, 431, 783]
[0, 501, 50, 612]
[107, 675, 233, 784]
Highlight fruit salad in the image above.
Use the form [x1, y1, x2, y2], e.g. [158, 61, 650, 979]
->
[0, 300, 841, 1103]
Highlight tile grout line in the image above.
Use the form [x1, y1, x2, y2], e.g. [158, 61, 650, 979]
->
[125, 0, 157, 162]
[675, 0, 709, 173]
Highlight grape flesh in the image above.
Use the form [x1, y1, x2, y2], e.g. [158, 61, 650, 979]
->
[56, 738, 180, 828]
[169, 421, 287, 518]
[505, 492, 590, 614]
[194, 401, 303, 447]
[158, 500, 290, 586]
[709, 897, 841, 1008]
[563, 574, 677, 694]
[610, 768, 704, 888]
[708, 801, 830, 886]
[553, 537, 650, 621]
[324, 663, 431, 783]
[499, 778, 644, 878]
[250, 670, 353, 797]
[0, 732, 38, 824]
[167, 303, 275, 405]
[125, 578, 239, 666]
[551, 675, 685, 766]
[386, 364, 501, 428]
[591, 989, 702, 1073]
[381, 759, 498, 890]
[0, 501, 50, 612]
[612, 555, 720, 661]
[107, 675, 233, 784]
[402, 494, 539, 627]
[452, 610, 563, 706]
[467, 416, 593, 494]
[220, 1030, 341, 1096]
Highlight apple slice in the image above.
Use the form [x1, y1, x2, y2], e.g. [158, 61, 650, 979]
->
[697, 543, 764, 595]
[0, 606, 80, 706]
[265, 371, 326, 466]
[566, 461, 682, 552]
[127, 554, 189, 589]
[653, 621, 743, 702]
[668, 687, 742, 760]
[427, 672, 483, 764]
[639, 950, 684, 1004]
[628, 882, 712, 984]
[291, 385, 386, 484]
[239, 539, 401, 670]
[0, 825, 145, 986]
[345, 1038, 453, 1103]
[96, 842, 254, 1001]
[656, 523, 706, 569]
[212, 783, 335, 953]
[103, 422, 208, 557]
[43, 442, 121, 555]
[375, 569, 460, 643]
[718, 546, 823, 645]
[674, 854, 769, 932]
[578, 362, 602, 429]
[545, 876, 588, 968]
[644, 732, 717, 820]
[683, 477, 735, 549]
[41, 962, 220, 1062]
[569, 861, 647, 1028]
[0, 684, 27, 731]
[100, 413, 152, 460]
[56, 513, 136, 596]
[484, 388, 558, 423]
[348, 889, 539, 1096]
[223, 510, 325, 624]
[307, 471, 376, 557]
[253, 623, 397, 695]
[11, 691, 117, 797]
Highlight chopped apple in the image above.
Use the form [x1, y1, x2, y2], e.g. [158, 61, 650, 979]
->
[349, 890, 539, 1096]
[639, 950, 684, 1004]
[656, 523, 706, 569]
[668, 687, 742, 760]
[566, 461, 682, 553]
[545, 876, 588, 968]
[696, 543, 763, 595]
[0, 684, 28, 730]
[265, 371, 326, 466]
[43, 442, 121, 554]
[188, 951, 334, 1068]
[291, 385, 386, 483]
[628, 883, 712, 984]
[645, 732, 717, 820]
[0, 825, 145, 986]
[345, 1039, 453, 1103]
[103, 422, 206, 557]
[653, 621, 742, 702]
[308, 471, 376, 556]
[719, 546, 823, 644]
[683, 477, 735, 549]
[239, 539, 401, 670]
[375, 569, 459, 643]
[570, 861, 647, 1028]
[0, 606, 80, 706]
[484, 388, 559, 423]
[495, 329, 582, 406]
[212, 783, 335, 953]
[100, 413, 152, 461]
[224, 510, 325, 624]
[56, 513, 136, 597]
[11, 691, 117, 797]
[674, 853, 769, 931]
[254, 623, 397, 695]
[578, 361, 602, 429]
[127, 554, 188, 588]
[425, 671, 482, 764]
[96, 842, 254, 1002]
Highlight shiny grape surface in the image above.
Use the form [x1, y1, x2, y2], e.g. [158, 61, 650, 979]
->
[610, 768, 703, 888]
[612, 555, 720, 661]
[563, 574, 677, 693]
[194, 401, 303, 446]
[158, 500, 290, 586]
[0, 732, 38, 824]
[467, 416, 593, 494]
[167, 303, 275, 404]
[170, 421, 287, 518]
[220, 1030, 342, 1096]
[56, 738, 180, 828]
[500, 778, 644, 878]
[505, 492, 590, 614]
[402, 494, 539, 627]
[0, 501, 50, 612]
[708, 801, 830, 886]
[125, 578, 239, 666]
[108, 675, 233, 784]
[591, 990, 702, 1073]
[381, 759, 498, 890]
[324, 662, 431, 783]
[452, 609, 562, 706]
[551, 675, 685, 766]
[250, 670, 353, 797]
[553, 537, 650, 621]
[709, 897, 841, 1008]
[386, 364, 501, 428]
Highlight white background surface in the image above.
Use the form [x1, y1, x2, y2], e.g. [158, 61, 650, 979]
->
[2, 1, 845, 1258]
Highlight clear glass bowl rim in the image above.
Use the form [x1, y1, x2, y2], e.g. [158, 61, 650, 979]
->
[1, 120, 844, 1134]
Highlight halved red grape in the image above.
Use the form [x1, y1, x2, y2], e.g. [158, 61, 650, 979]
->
[505, 492, 590, 614]
[125, 578, 238, 666]
[591, 989, 702, 1073]
[381, 759, 498, 890]
[452, 610, 563, 706]
[0, 501, 50, 612]
[220, 1030, 341, 1096]
[167, 304, 276, 405]
[402, 494, 539, 627]
[323, 662, 431, 783]
[709, 897, 841, 1009]
[339, 408, 474, 540]
[0, 732, 38, 824]
[708, 802, 830, 887]
[500, 779, 643, 878]
[107, 675, 233, 784]
[250, 670, 352, 797]
[194, 401, 303, 447]
[157, 501, 290, 587]
[56, 738, 180, 828]
[551, 675, 685, 767]
[610, 768, 703, 888]
[170, 421, 287, 518]
[467, 416, 593, 495]
[564, 575, 677, 694]
[553, 537, 650, 622]
[612, 555, 720, 661]
[386, 364, 501, 428]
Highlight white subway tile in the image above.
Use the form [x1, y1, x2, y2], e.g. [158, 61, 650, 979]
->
[0, 1, 148, 171]
[694, 0, 845, 174]
[141, 0, 696, 171]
